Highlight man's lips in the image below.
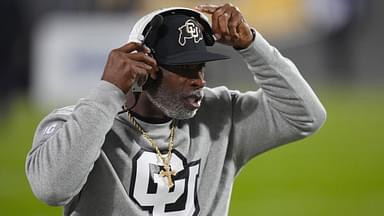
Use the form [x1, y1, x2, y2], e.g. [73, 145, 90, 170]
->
[183, 94, 203, 109]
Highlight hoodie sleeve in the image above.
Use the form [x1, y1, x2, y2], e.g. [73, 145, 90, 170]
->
[25, 80, 126, 206]
[229, 30, 326, 168]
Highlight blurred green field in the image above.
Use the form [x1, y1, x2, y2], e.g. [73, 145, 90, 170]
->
[1, 87, 383, 215]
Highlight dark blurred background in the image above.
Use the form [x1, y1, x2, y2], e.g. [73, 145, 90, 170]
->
[1, 0, 383, 215]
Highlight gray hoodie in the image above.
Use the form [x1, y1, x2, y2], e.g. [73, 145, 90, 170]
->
[26, 31, 326, 216]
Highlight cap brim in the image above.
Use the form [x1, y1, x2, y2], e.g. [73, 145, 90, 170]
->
[158, 50, 230, 65]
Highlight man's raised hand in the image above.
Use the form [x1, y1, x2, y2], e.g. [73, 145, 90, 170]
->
[196, 3, 254, 49]
[102, 42, 158, 93]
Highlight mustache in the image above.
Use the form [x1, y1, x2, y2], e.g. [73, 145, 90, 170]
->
[184, 89, 204, 98]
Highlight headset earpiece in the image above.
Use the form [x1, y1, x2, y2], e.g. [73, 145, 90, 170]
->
[199, 21, 215, 46]
[188, 10, 216, 46]
[143, 14, 164, 54]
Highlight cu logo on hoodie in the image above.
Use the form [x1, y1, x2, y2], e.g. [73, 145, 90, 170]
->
[129, 150, 201, 215]
[178, 19, 203, 46]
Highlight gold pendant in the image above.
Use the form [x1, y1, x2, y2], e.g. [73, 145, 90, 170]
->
[160, 163, 176, 189]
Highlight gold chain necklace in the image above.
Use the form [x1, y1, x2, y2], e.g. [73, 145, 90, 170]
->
[127, 111, 177, 189]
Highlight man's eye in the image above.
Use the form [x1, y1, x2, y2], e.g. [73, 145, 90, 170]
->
[161, 63, 205, 75]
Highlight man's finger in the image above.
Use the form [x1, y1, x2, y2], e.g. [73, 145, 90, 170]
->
[116, 42, 142, 53]
[228, 13, 242, 39]
[131, 65, 148, 86]
[195, 4, 219, 14]
[127, 52, 157, 69]
[133, 60, 153, 72]
[217, 12, 230, 36]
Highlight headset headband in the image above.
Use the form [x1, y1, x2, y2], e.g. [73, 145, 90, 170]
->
[128, 7, 214, 46]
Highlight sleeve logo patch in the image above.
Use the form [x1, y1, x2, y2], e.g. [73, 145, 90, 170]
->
[44, 123, 57, 135]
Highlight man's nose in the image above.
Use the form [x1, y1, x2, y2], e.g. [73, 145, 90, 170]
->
[190, 72, 206, 88]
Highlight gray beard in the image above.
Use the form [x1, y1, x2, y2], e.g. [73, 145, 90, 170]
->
[145, 85, 203, 120]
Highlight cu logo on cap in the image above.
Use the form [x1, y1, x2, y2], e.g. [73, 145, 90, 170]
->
[178, 19, 203, 46]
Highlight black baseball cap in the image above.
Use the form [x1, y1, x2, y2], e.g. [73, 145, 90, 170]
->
[145, 14, 229, 65]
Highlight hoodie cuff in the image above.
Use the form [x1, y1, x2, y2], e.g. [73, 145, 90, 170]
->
[237, 28, 275, 63]
[82, 80, 126, 115]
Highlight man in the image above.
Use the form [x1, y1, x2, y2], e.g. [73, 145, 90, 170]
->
[26, 3, 326, 216]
